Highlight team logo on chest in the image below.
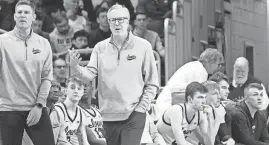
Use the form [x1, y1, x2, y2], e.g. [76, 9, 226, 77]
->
[32, 48, 41, 54]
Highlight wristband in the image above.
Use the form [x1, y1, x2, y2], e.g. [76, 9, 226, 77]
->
[198, 142, 205, 145]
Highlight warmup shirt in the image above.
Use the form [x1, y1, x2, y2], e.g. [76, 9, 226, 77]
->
[73, 32, 159, 121]
[50, 102, 83, 145]
[49, 27, 74, 53]
[156, 103, 201, 144]
[0, 28, 53, 111]
[81, 106, 105, 140]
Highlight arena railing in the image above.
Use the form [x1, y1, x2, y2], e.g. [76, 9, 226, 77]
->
[164, 0, 193, 84]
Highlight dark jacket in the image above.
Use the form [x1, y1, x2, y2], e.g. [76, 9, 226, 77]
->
[230, 101, 269, 145]
[228, 75, 262, 101]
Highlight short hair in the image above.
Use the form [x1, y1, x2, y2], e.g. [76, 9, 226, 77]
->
[67, 77, 85, 86]
[202, 81, 220, 93]
[107, 3, 130, 19]
[72, 30, 89, 40]
[134, 7, 148, 20]
[96, 7, 108, 18]
[16, 0, 36, 13]
[53, 57, 66, 68]
[52, 13, 68, 25]
[244, 83, 263, 96]
[199, 48, 224, 64]
[209, 71, 229, 84]
[185, 82, 208, 102]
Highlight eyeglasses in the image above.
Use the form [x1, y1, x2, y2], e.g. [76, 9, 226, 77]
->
[108, 17, 129, 24]
[55, 65, 67, 69]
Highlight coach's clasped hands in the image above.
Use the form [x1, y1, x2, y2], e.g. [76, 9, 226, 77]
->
[69, 48, 81, 69]
[27, 106, 42, 126]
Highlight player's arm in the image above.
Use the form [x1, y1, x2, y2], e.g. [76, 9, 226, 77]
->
[167, 106, 193, 145]
[50, 109, 69, 145]
[85, 127, 107, 145]
[199, 111, 215, 145]
[199, 107, 223, 145]
[147, 114, 166, 145]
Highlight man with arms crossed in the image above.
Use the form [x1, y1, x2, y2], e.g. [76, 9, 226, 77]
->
[69, 4, 159, 145]
[0, 0, 54, 145]
[157, 82, 223, 145]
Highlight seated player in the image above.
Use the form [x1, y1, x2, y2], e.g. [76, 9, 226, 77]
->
[202, 81, 235, 145]
[50, 77, 89, 145]
[79, 83, 107, 145]
[156, 82, 224, 145]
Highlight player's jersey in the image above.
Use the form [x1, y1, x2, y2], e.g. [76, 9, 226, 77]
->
[54, 103, 83, 145]
[81, 106, 105, 140]
[157, 103, 200, 144]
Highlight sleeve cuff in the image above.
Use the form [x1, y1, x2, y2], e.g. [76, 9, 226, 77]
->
[36, 97, 47, 108]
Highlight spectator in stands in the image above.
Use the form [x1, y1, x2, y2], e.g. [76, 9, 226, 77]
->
[79, 83, 107, 145]
[53, 57, 68, 88]
[69, 4, 159, 145]
[209, 72, 233, 106]
[71, 30, 91, 60]
[50, 77, 89, 145]
[88, 7, 111, 48]
[140, 112, 166, 145]
[79, 0, 95, 22]
[136, 0, 177, 38]
[230, 83, 269, 145]
[133, 10, 164, 58]
[50, 14, 75, 56]
[229, 57, 269, 110]
[64, 0, 90, 32]
[133, 10, 165, 85]
[32, 12, 50, 40]
[31, 0, 56, 34]
[153, 48, 223, 121]
[44, 6, 65, 33]
[0, 1, 54, 144]
[156, 82, 221, 145]
[0, 0, 16, 31]
[46, 5, 66, 22]
[202, 81, 235, 145]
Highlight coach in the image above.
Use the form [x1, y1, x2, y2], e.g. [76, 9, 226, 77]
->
[69, 4, 159, 145]
[0, 1, 54, 145]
